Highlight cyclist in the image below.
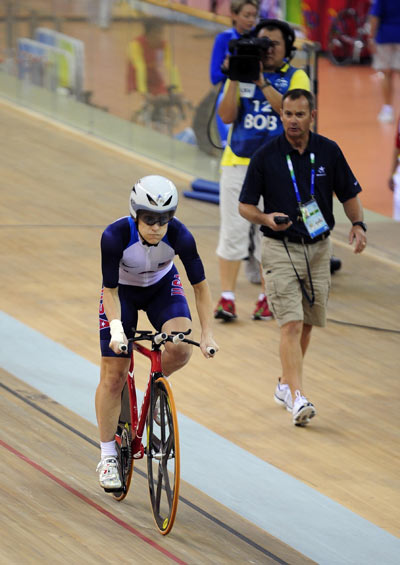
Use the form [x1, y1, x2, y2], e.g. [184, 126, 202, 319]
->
[96, 175, 218, 490]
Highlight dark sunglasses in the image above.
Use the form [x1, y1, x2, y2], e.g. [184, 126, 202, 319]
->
[139, 211, 174, 226]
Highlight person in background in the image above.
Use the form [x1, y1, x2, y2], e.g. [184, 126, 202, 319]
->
[210, 0, 259, 147]
[259, 0, 282, 20]
[210, 1, 261, 287]
[127, 18, 181, 99]
[239, 89, 367, 426]
[214, 19, 310, 323]
[368, 0, 400, 123]
[210, 1, 260, 286]
[389, 114, 400, 220]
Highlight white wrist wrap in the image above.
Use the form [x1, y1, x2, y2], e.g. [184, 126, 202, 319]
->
[110, 319, 124, 339]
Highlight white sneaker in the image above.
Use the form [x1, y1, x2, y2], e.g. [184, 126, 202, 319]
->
[377, 105, 394, 123]
[292, 391, 316, 426]
[274, 380, 293, 411]
[96, 456, 122, 490]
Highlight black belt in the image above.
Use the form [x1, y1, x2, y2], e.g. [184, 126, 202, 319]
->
[265, 231, 330, 245]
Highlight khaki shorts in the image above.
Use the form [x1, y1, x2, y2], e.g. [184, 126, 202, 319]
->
[261, 237, 332, 327]
[372, 44, 400, 71]
[216, 165, 262, 262]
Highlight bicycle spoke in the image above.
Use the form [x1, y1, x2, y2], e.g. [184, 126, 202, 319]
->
[155, 464, 164, 506]
[164, 433, 174, 459]
[162, 461, 174, 507]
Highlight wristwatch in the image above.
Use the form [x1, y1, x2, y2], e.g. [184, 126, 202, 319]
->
[352, 221, 367, 232]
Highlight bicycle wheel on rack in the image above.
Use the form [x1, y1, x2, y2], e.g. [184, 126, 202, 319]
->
[327, 9, 358, 66]
[146, 376, 180, 535]
[113, 383, 134, 502]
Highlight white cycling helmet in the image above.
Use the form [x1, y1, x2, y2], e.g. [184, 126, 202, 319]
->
[129, 175, 178, 219]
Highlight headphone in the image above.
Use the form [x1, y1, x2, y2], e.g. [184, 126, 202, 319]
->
[253, 19, 296, 60]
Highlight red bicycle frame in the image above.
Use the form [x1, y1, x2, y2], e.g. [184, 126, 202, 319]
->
[113, 329, 211, 534]
[125, 342, 162, 459]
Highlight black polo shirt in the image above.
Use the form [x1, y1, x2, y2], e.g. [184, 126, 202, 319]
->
[239, 132, 362, 240]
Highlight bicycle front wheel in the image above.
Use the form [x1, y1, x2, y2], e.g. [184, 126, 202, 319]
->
[146, 377, 180, 535]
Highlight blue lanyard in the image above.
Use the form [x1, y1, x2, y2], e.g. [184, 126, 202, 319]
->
[286, 153, 315, 203]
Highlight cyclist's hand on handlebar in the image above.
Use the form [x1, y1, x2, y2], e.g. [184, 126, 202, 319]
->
[200, 333, 219, 359]
[109, 319, 128, 355]
[110, 334, 128, 355]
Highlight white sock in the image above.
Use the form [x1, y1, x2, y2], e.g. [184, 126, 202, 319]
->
[100, 440, 117, 459]
[221, 291, 235, 301]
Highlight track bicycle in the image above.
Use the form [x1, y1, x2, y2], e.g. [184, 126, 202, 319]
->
[327, 0, 372, 66]
[110, 329, 215, 535]
[131, 86, 194, 137]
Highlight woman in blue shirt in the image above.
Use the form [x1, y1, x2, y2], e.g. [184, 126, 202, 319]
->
[210, 0, 259, 146]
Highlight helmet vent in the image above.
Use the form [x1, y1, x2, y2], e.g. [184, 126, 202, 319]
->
[146, 194, 157, 206]
[163, 196, 172, 207]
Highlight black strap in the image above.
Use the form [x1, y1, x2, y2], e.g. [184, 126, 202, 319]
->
[248, 223, 256, 256]
[282, 240, 315, 307]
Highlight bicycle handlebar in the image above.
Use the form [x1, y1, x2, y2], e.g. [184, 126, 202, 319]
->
[118, 330, 216, 356]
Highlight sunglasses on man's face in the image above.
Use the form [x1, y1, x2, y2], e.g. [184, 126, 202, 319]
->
[139, 212, 173, 226]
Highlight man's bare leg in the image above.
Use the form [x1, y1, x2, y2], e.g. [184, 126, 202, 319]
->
[279, 320, 304, 400]
[219, 256, 241, 292]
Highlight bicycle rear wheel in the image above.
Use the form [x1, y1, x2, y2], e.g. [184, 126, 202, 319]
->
[113, 383, 134, 502]
[146, 377, 180, 535]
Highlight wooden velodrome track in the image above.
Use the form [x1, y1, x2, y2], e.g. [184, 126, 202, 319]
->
[0, 100, 317, 565]
[1, 96, 400, 562]
[1, 9, 400, 565]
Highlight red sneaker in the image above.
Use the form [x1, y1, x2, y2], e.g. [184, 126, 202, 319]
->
[252, 296, 273, 320]
[214, 297, 237, 321]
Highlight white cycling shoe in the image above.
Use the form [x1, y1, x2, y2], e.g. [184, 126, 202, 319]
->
[96, 456, 122, 490]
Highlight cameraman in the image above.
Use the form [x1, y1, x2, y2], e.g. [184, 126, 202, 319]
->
[214, 19, 310, 323]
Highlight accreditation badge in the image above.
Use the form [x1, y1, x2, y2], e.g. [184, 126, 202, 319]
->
[299, 199, 329, 239]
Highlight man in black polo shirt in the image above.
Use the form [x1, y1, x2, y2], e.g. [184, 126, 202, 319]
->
[239, 89, 367, 426]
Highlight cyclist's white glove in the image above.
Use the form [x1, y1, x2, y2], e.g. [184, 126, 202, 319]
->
[109, 319, 128, 354]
